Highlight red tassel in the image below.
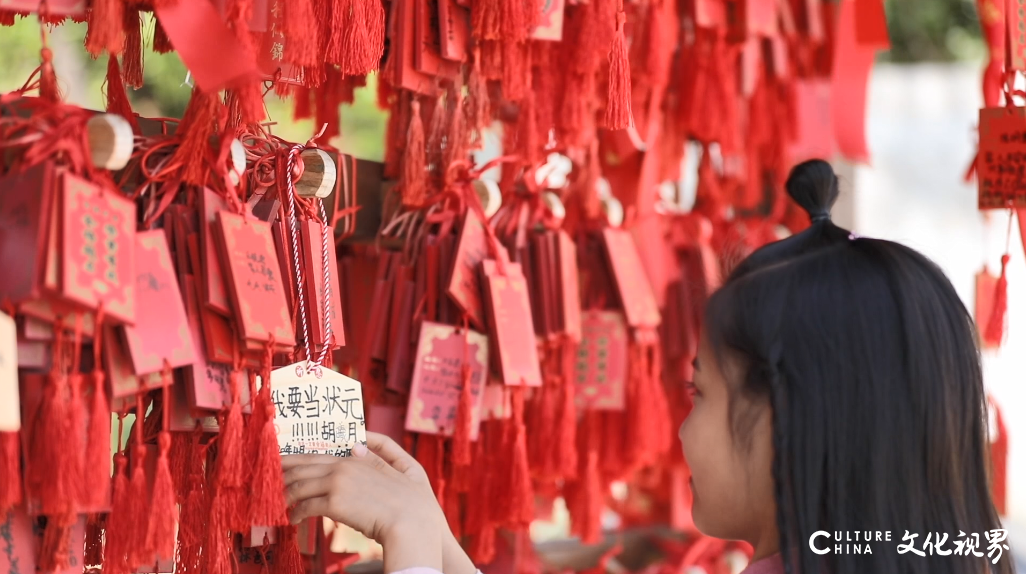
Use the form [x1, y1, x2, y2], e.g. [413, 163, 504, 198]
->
[102, 455, 131, 574]
[293, 86, 313, 119]
[272, 526, 305, 574]
[203, 492, 233, 574]
[84, 515, 105, 568]
[84, 372, 112, 509]
[85, 0, 125, 57]
[284, 0, 320, 67]
[505, 388, 533, 527]
[175, 440, 207, 574]
[452, 364, 474, 467]
[556, 348, 578, 480]
[152, 17, 174, 53]
[990, 398, 1009, 515]
[0, 432, 22, 515]
[105, 56, 140, 134]
[170, 89, 221, 187]
[472, 0, 501, 40]
[216, 372, 248, 532]
[30, 370, 74, 516]
[401, 100, 426, 207]
[39, 48, 61, 103]
[168, 432, 191, 503]
[38, 514, 74, 573]
[985, 254, 1011, 347]
[444, 93, 469, 181]
[0, 10, 15, 25]
[467, 61, 491, 140]
[230, 80, 267, 124]
[122, 9, 143, 88]
[125, 443, 151, 568]
[325, 0, 348, 67]
[363, 0, 386, 71]
[145, 433, 178, 562]
[566, 413, 603, 544]
[249, 385, 289, 527]
[605, 12, 631, 130]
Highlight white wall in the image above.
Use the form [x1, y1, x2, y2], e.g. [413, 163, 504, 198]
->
[854, 62, 1026, 530]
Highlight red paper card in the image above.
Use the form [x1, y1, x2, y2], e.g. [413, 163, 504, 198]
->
[60, 172, 136, 323]
[416, 0, 461, 77]
[405, 322, 488, 438]
[0, 163, 56, 303]
[367, 404, 406, 444]
[976, 268, 998, 351]
[123, 231, 197, 374]
[694, 0, 726, 28]
[18, 299, 96, 339]
[532, 0, 565, 40]
[300, 220, 346, 350]
[790, 79, 834, 163]
[200, 189, 232, 316]
[978, 107, 1026, 209]
[448, 210, 489, 330]
[107, 326, 165, 398]
[437, 0, 469, 60]
[394, 0, 441, 95]
[575, 311, 628, 411]
[481, 260, 543, 387]
[854, 0, 889, 48]
[0, 0, 83, 15]
[480, 383, 511, 420]
[215, 212, 296, 348]
[183, 275, 238, 411]
[601, 229, 661, 329]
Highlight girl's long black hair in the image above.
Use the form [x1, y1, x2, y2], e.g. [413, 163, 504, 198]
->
[704, 159, 1014, 574]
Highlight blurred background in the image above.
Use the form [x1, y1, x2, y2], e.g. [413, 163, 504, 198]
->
[4, 0, 1024, 555]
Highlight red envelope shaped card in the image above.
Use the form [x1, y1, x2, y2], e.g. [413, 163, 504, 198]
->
[481, 259, 543, 387]
[60, 171, 137, 323]
[0, 163, 56, 303]
[271, 364, 367, 456]
[122, 231, 197, 375]
[214, 211, 296, 350]
[437, 0, 469, 61]
[300, 220, 346, 350]
[447, 210, 489, 330]
[601, 228, 661, 329]
[405, 321, 488, 439]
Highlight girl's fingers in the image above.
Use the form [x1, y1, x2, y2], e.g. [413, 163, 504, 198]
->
[283, 462, 337, 487]
[288, 496, 332, 525]
[281, 453, 338, 470]
[365, 433, 425, 478]
[285, 476, 333, 506]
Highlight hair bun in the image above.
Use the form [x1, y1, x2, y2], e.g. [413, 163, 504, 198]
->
[786, 159, 839, 224]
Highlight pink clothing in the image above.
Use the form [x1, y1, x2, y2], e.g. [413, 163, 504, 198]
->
[392, 568, 482, 574]
[740, 554, 785, 574]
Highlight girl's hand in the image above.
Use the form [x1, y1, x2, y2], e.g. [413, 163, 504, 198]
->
[282, 433, 446, 572]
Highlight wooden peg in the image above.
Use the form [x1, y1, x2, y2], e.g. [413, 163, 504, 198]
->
[472, 179, 502, 218]
[602, 196, 624, 228]
[296, 148, 337, 198]
[87, 113, 134, 171]
[542, 191, 566, 223]
[228, 138, 246, 185]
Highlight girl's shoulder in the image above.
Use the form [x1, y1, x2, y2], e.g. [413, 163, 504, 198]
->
[739, 554, 785, 574]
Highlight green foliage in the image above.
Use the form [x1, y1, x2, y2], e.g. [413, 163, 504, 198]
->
[882, 0, 987, 62]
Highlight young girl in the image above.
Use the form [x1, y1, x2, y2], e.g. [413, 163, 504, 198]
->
[282, 159, 1014, 574]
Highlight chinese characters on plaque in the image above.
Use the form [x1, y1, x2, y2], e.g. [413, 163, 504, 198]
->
[271, 364, 366, 457]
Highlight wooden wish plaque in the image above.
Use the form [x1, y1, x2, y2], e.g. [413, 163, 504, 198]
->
[601, 228, 661, 329]
[271, 364, 367, 457]
[481, 259, 543, 387]
[405, 321, 488, 439]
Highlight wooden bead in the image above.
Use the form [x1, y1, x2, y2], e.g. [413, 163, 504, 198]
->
[472, 179, 502, 218]
[296, 148, 336, 198]
[602, 196, 624, 228]
[86, 113, 134, 171]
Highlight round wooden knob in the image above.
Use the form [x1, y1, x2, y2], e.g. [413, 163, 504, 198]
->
[296, 148, 337, 199]
[595, 177, 612, 200]
[87, 113, 134, 171]
[472, 179, 502, 218]
[602, 196, 624, 228]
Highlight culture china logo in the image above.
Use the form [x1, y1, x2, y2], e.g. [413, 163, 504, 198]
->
[808, 530, 1011, 564]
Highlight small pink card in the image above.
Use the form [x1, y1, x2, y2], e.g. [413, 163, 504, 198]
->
[405, 322, 488, 439]
[532, 0, 565, 40]
[575, 311, 628, 411]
